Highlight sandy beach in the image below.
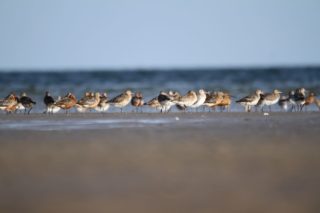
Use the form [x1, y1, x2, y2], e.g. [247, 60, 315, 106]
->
[0, 112, 320, 213]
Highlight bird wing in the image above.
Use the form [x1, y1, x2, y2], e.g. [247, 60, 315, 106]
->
[236, 95, 255, 103]
[109, 94, 125, 103]
[263, 93, 277, 101]
[55, 97, 72, 106]
[21, 97, 36, 105]
[44, 96, 55, 105]
[158, 94, 171, 102]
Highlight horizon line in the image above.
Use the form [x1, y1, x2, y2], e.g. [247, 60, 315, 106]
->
[0, 64, 320, 73]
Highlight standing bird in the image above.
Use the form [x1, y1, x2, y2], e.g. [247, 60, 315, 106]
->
[190, 89, 207, 111]
[0, 93, 19, 114]
[173, 90, 198, 111]
[302, 92, 316, 111]
[257, 89, 282, 112]
[294, 88, 307, 111]
[76, 92, 101, 112]
[288, 90, 297, 112]
[158, 91, 174, 113]
[278, 95, 290, 112]
[144, 97, 162, 111]
[44, 91, 55, 114]
[108, 90, 132, 112]
[20, 92, 36, 114]
[54, 92, 77, 114]
[217, 92, 232, 112]
[203, 91, 224, 111]
[131, 92, 144, 112]
[95, 92, 110, 113]
[236, 89, 264, 112]
[13, 95, 25, 113]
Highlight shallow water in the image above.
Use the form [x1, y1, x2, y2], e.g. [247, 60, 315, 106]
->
[0, 118, 175, 130]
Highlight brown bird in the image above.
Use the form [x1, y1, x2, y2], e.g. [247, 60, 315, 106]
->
[302, 92, 316, 111]
[217, 92, 232, 112]
[76, 92, 101, 111]
[204, 92, 224, 111]
[144, 97, 162, 111]
[173, 90, 198, 111]
[54, 92, 77, 114]
[0, 93, 18, 114]
[108, 90, 132, 112]
[131, 92, 144, 112]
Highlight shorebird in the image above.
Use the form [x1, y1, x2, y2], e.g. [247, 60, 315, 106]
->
[77, 92, 101, 112]
[203, 91, 224, 111]
[294, 88, 307, 111]
[0, 93, 19, 114]
[19, 92, 36, 114]
[158, 91, 174, 113]
[217, 92, 232, 112]
[95, 92, 110, 113]
[54, 92, 77, 114]
[46, 96, 61, 114]
[190, 89, 207, 111]
[288, 90, 297, 111]
[144, 97, 162, 111]
[10, 94, 25, 113]
[278, 95, 290, 111]
[302, 92, 316, 111]
[257, 89, 282, 112]
[108, 90, 132, 112]
[74, 92, 89, 112]
[315, 98, 320, 111]
[236, 89, 264, 112]
[173, 90, 198, 111]
[168, 91, 181, 100]
[131, 92, 144, 112]
[0, 99, 4, 111]
[43, 91, 55, 114]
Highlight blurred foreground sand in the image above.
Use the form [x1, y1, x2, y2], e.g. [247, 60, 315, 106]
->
[0, 112, 320, 213]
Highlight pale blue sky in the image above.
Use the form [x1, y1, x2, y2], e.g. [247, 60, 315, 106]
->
[0, 0, 319, 70]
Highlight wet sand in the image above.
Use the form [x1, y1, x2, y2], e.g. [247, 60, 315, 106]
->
[0, 112, 320, 213]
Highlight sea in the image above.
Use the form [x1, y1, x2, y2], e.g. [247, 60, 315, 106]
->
[0, 67, 320, 113]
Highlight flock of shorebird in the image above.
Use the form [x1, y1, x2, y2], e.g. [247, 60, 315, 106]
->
[0, 88, 319, 114]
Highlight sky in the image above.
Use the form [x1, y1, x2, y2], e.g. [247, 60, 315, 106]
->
[0, 0, 320, 70]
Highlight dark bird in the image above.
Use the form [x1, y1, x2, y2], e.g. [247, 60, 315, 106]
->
[44, 91, 55, 106]
[157, 91, 174, 113]
[294, 88, 306, 111]
[20, 92, 36, 114]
